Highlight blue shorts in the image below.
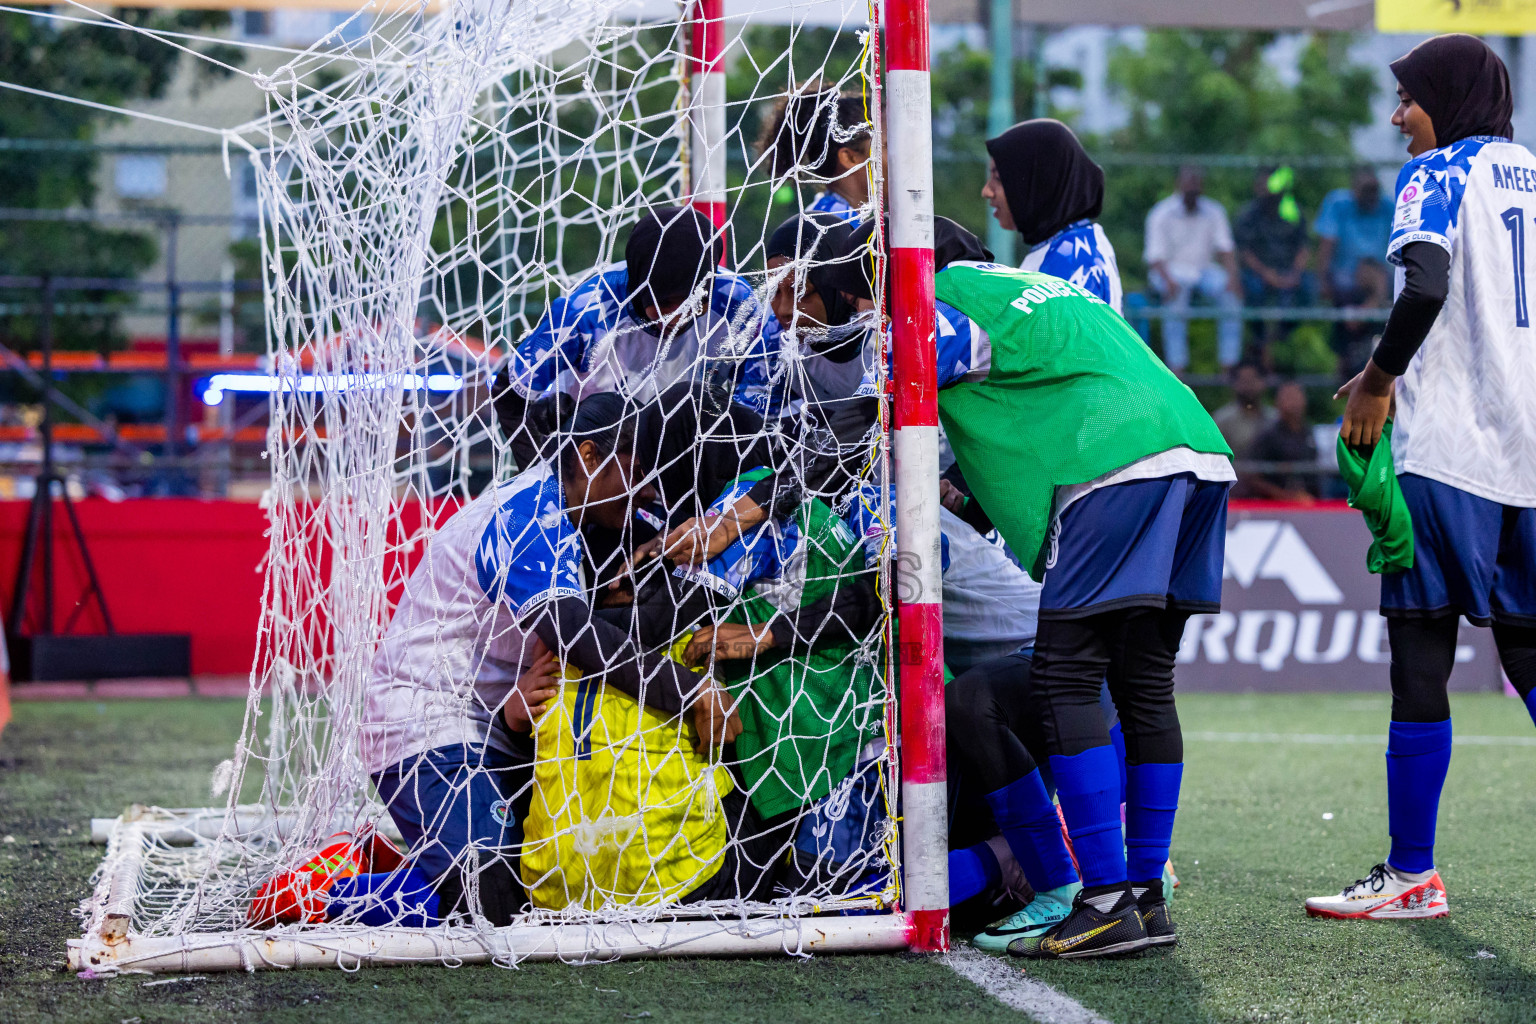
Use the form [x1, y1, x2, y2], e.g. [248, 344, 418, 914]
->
[1380, 474, 1536, 626]
[372, 742, 533, 886]
[1040, 474, 1231, 619]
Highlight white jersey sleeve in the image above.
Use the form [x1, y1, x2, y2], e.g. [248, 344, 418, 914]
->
[1388, 136, 1536, 506]
[360, 462, 584, 772]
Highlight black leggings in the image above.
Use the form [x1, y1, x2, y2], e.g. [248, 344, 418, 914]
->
[946, 652, 1121, 795]
[1388, 615, 1536, 722]
[946, 653, 1047, 795]
[1035, 606, 1188, 765]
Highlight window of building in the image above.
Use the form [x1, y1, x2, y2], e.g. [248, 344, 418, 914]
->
[114, 154, 168, 200]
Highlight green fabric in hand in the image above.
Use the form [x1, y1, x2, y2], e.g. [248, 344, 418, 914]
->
[1336, 420, 1414, 574]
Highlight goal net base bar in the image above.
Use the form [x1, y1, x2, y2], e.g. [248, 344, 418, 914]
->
[71, 808, 918, 974]
[68, 914, 914, 974]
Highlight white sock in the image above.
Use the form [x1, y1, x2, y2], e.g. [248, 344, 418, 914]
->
[1386, 863, 1435, 884]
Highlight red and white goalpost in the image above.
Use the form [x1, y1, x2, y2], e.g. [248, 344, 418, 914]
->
[688, 0, 728, 238]
[883, 0, 950, 954]
[69, 0, 950, 972]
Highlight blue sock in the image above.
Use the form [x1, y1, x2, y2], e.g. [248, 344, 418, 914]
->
[1108, 721, 1128, 806]
[1049, 745, 1126, 888]
[326, 865, 441, 927]
[1386, 719, 1453, 874]
[985, 769, 1079, 893]
[1524, 689, 1536, 729]
[1125, 762, 1183, 882]
[948, 842, 1002, 904]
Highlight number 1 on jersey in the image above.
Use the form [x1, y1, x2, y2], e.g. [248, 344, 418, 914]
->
[1502, 206, 1530, 328]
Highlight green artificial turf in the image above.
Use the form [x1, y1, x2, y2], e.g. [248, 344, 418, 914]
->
[2, 693, 1533, 1024]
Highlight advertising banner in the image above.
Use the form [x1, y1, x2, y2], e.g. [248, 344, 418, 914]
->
[1377, 0, 1536, 35]
[1177, 503, 1502, 693]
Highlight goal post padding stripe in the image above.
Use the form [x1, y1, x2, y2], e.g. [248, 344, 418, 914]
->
[885, 0, 950, 952]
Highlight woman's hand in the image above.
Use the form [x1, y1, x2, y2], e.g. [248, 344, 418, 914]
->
[502, 637, 562, 733]
[663, 514, 738, 565]
[664, 494, 767, 565]
[683, 622, 773, 668]
[938, 479, 967, 514]
[1336, 360, 1397, 449]
[690, 682, 743, 755]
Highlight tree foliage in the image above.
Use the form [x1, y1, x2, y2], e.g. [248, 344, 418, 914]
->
[0, 10, 239, 349]
[930, 43, 1080, 233]
[1094, 30, 1378, 288]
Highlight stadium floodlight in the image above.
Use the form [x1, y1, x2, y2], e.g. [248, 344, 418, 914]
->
[197, 372, 466, 406]
[66, 0, 950, 973]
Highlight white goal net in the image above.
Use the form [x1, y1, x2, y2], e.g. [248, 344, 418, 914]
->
[72, 0, 912, 973]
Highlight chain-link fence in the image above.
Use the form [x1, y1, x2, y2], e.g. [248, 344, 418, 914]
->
[0, 141, 1381, 501]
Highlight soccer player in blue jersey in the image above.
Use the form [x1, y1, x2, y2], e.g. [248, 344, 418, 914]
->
[982, 118, 1124, 312]
[502, 206, 784, 444]
[1308, 34, 1536, 921]
[756, 81, 872, 223]
[354, 394, 737, 926]
[764, 212, 874, 409]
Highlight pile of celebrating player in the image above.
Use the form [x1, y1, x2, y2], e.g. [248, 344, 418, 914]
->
[248, 34, 1536, 960]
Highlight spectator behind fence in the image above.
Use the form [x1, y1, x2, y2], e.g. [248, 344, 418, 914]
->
[1235, 166, 1312, 355]
[1315, 167, 1393, 308]
[1245, 381, 1319, 503]
[1314, 167, 1394, 376]
[1144, 165, 1242, 373]
[1212, 363, 1278, 462]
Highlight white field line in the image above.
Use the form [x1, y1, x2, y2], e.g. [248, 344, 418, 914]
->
[1185, 731, 1536, 748]
[945, 947, 1111, 1024]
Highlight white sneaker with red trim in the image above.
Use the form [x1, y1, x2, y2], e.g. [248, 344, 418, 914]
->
[1304, 863, 1448, 920]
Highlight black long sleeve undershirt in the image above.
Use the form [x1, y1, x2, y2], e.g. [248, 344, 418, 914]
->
[1371, 241, 1450, 377]
[594, 569, 715, 651]
[606, 557, 882, 657]
[528, 595, 702, 716]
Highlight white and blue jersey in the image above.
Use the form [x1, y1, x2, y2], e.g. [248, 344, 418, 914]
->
[1019, 219, 1123, 313]
[854, 285, 999, 397]
[673, 473, 838, 608]
[1386, 135, 1536, 506]
[844, 483, 1040, 648]
[362, 461, 584, 772]
[505, 263, 784, 418]
[809, 190, 861, 223]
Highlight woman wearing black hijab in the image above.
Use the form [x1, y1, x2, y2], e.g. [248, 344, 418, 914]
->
[1310, 34, 1536, 924]
[764, 211, 870, 406]
[981, 119, 1123, 312]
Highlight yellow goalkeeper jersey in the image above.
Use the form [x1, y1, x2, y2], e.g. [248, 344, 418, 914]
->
[520, 665, 734, 910]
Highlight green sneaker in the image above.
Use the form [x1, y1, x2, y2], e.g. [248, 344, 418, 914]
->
[971, 882, 1080, 954]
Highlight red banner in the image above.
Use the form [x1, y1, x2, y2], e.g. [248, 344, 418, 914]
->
[0, 499, 268, 676]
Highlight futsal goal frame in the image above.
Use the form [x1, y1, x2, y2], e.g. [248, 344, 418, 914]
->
[68, 0, 950, 973]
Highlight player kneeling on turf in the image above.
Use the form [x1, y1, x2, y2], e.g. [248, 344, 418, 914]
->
[672, 474, 885, 899]
[1308, 35, 1536, 922]
[253, 394, 730, 930]
[516, 633, 743, 910]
